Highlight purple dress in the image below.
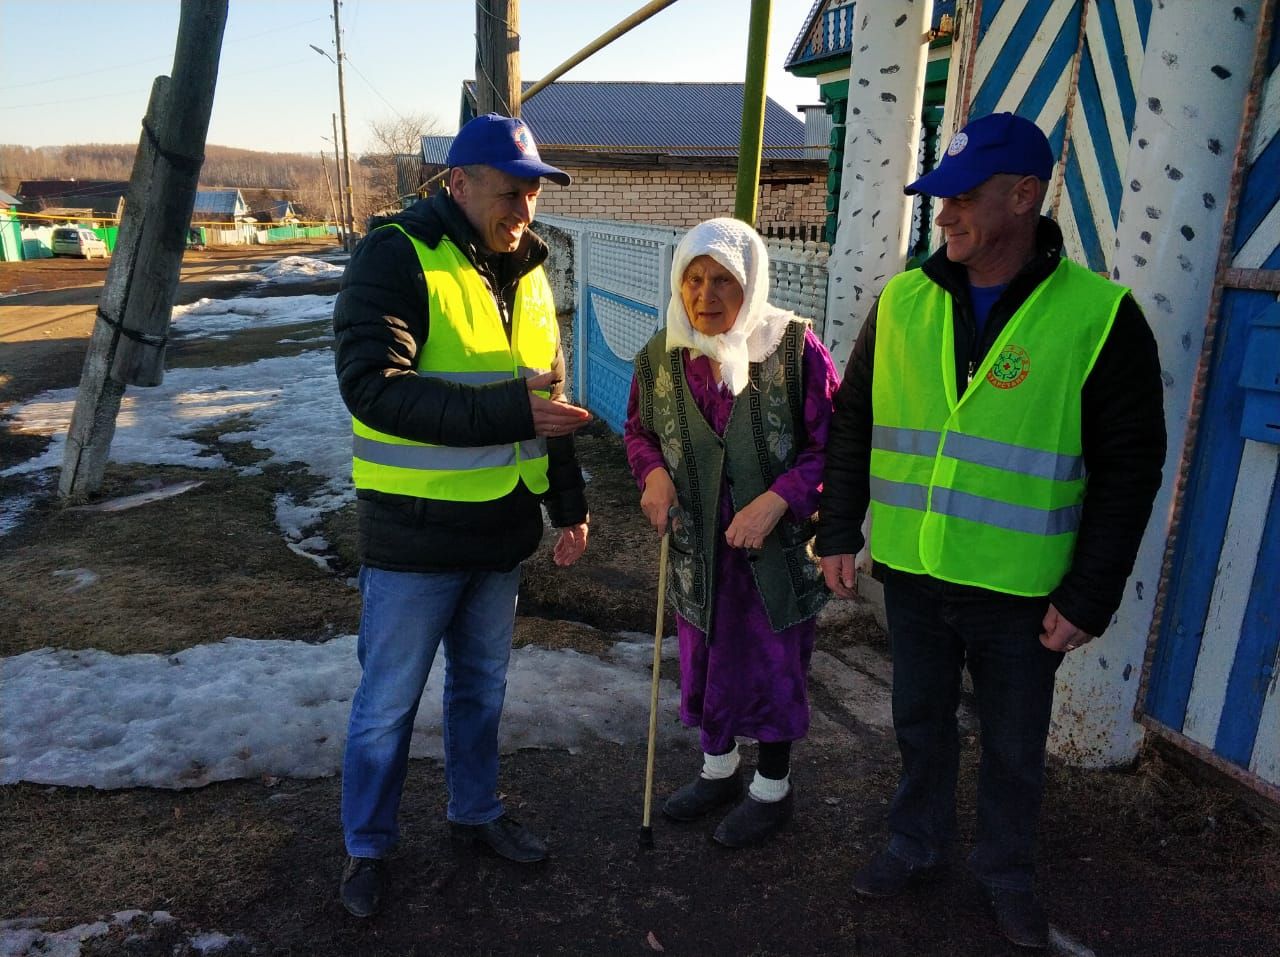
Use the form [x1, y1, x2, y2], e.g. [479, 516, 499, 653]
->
[624, 327, 840, 754]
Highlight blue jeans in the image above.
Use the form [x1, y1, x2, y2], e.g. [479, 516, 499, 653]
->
[341, 565, 520, 858]
[881, 571, 1063, 891]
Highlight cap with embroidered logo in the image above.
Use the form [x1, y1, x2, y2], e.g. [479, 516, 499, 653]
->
[446, 113, 571, 186]
[904, 112, 1053, 197]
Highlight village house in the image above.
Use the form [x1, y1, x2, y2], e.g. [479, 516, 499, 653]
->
[417, 80, 826, 237]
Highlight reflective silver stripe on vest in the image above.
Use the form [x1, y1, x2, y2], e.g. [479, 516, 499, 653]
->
[519, 438, 547, 460]
[870, 477, 929, 511]
[419, 369, 513, 385]
[872, 425, 943, 457]
[942, 432, 1084, 482]
[932, 487, 1082, 536]
[871, 479, 1081, 536]
[352, 435, 517, 470]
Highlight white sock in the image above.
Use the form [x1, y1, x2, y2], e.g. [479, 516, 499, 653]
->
[700, 744, 740, 780]
[748, 770, 790, 803]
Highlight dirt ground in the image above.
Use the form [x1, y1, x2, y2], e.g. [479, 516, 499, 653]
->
[1, 248, 1278, 956]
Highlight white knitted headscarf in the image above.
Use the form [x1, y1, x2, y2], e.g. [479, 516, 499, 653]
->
[664, 217, 796, 395]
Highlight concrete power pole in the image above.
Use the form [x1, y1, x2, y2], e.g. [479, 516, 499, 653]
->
[319, 151, 342, 245]
[333, 0, 356, 248]
[476, 0, 521, 117]
[59, 0, 228, 502]
[330, 113, 346, 246]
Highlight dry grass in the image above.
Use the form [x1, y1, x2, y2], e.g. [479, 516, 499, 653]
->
[0, 779, 300, 923]
[0, 464, 357, 657]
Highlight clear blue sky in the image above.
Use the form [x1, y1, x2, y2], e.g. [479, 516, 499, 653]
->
[0, 0, 822, 154]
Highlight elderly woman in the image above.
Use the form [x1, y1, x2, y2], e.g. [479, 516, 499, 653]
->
[624, 217, 839, 847]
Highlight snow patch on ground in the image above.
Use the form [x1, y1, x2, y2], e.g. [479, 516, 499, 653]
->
[257, 255, 344, 283]
[0, 635, 685, 790]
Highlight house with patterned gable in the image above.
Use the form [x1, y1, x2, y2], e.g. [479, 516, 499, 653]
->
[784, 0, 956, 246]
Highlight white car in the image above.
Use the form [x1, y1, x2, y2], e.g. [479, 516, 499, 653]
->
[51, 227, 109, 259]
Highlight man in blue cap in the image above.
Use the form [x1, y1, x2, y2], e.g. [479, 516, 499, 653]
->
[817, 112, 1165, 948]
[332, 112, 592, 918]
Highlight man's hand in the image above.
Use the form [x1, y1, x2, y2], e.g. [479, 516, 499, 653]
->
[725, 491, 788, 550]
[527, 371, 591, 438]
[1039, 603, 1093, 652]
[640, 468, 677, 534]
[820, 554, 858, 599]
[553, 522, 589, 566]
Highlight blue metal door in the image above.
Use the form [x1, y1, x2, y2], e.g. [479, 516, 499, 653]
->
[1141, 21, 1280, 799]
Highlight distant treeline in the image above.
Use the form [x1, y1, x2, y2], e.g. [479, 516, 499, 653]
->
[0, 143, 327, 194]
[0, 141, 423, 225]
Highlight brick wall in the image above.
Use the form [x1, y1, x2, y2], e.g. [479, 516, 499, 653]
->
[534, 166, 825, 231]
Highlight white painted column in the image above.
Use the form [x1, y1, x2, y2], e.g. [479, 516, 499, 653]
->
[1047, 1, 1264, 767]
[822, 0, 931, 374]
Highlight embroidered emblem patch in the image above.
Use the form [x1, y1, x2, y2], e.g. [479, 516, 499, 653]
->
[986, 344, 1030, 389]
[513, 124, 534, 155]
[947, 131, 969, 156]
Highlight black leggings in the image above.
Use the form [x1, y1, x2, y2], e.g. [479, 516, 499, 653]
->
[709, 741, 792, 779]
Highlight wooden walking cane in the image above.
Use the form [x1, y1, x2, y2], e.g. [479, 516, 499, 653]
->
[639, 529, 670, 847]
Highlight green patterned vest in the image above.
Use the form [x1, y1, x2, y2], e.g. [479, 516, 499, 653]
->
[634, 321, 828, 633]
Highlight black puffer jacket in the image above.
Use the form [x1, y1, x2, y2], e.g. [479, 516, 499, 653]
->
[816, 218, 1166, 636]
[333, 190, 587, 572]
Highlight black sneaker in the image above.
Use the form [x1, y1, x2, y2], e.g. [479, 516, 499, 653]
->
[712, 790, 794, 847]
[450, 814, 547, 863]
[662, 770, 744, 821]
[339, 855, 386, 918]
[987, 886, 1049, 950]
[851, 848, 940, 899]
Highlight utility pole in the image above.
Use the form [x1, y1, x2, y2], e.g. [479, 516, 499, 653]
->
[734, 0, 771, 226]
[59, 0, 228, 501]
[332, 0, 356, 248]
[330, 113, 346, 245]
[475, 0, 520, 117]
[319, 150, 342, 246]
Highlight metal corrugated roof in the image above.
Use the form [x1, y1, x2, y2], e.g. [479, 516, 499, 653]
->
[461, 81, 807, 158]
[420, 135, 454, 165]
[193, 189, 243, 216]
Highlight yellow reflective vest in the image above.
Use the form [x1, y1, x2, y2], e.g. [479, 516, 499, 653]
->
[351, 225, 556, 502]
[869, 259, 1126, 595]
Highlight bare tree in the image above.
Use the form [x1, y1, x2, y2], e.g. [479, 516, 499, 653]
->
[363, 112, 444, 215]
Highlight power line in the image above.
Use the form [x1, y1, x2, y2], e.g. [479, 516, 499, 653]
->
[0, 15, 327, 92]
[343, 55, 410, 125]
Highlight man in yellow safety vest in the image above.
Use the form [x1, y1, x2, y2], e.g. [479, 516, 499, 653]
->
[817, 112, 1165, 950]
[333, 113, 592, 918]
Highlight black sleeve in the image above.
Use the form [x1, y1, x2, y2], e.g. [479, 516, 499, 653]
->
[542, 344, 589, 527]
[816, 301, 879, 556]
[1050, 294, 1166, 636]
[332, 228, 535, 447]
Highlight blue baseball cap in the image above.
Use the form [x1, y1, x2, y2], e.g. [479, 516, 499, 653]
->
[905, 112, 1053, 197]
[446, 113, 571, 186]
